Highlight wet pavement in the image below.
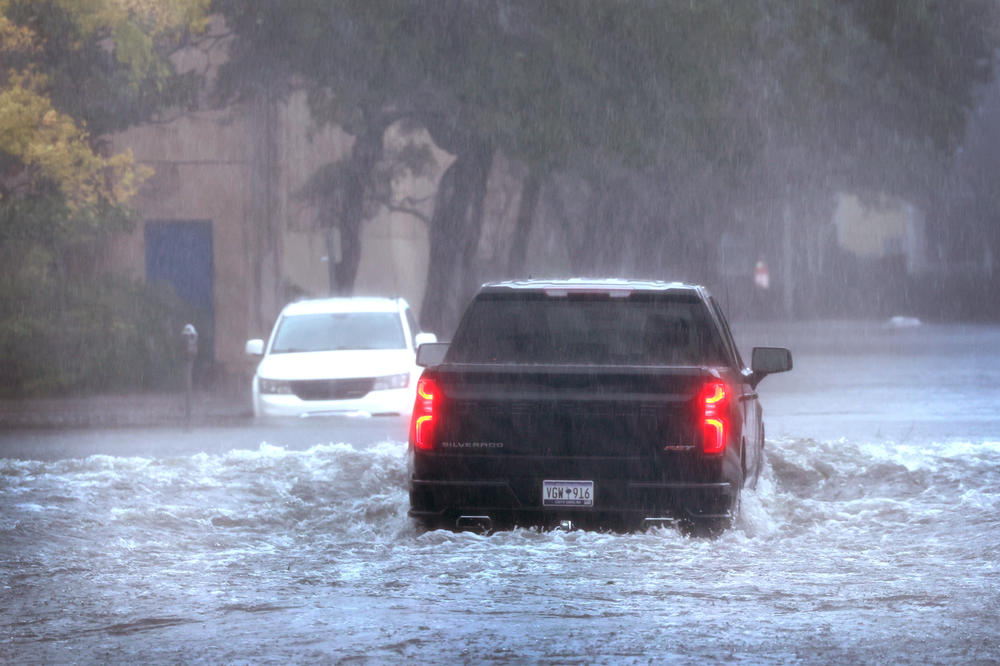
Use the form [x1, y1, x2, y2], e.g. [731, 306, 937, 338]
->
[0, 390, 251, 430]
[0, 391, 409, 461]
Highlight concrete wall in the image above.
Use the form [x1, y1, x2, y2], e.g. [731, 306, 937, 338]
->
[834, 193, 922, 263]
[108, 108, 254, 373]
[108, 93, 441, 381]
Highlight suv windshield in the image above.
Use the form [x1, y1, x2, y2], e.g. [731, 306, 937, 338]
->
[270, 312, 406, 353]
[447, 293, 728, 366]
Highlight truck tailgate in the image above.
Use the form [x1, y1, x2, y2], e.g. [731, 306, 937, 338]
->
[432, 365, 706, 460]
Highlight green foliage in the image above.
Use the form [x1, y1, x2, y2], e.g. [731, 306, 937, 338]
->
[0, 269, 193, 396]
[0, 0, 210, 397]
[217, 0, 1000, 321]
[840, 0, 999, 151]
[215, 0, 1000, 194]
[214, 1, 782, 183]
[4, 0, 201, 137]
[0, 187, 134, 250]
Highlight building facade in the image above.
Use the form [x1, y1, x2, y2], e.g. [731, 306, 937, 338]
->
[107, 89, 439, 384]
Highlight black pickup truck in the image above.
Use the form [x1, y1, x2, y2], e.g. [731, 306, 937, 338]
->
[408, 279, 792, 532]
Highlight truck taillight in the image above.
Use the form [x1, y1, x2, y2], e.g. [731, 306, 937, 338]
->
[411, 377, 438, 451]
[700, 381, 729, 455]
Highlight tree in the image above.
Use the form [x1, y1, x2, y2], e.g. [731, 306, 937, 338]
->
[216, 0, 419, 295]
[0, 0, 210, 394]
[1, 0, 211, 271]
[1, 0, 208, 265]
[217, 0, 1000, 328]
[1, 0, 207, 211]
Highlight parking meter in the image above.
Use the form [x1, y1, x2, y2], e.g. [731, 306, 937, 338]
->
[182, 324, 198, 358]
[181, 324, 198, 424]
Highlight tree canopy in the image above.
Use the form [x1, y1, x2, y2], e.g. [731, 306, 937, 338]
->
[215, 0, 1000, 328]
[1, 0, 208, 217]
[0, 0, 211, 396]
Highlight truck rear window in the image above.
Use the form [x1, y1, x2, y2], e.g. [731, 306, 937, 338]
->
[447, 293, 729, 366]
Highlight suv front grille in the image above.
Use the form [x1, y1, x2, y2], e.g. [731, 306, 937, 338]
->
[291, 378, 374, 401]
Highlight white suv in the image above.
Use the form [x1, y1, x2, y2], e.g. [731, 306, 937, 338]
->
[245, 297, 436, 418]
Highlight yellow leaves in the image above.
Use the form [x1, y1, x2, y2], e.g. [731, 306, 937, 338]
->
[0, 0, 211, 213]
[0, 12, 37, 54]
[51, 0, 210, 37]
[107, 149, 153, 205]
[3, 0, 209, 86]
[117, 0, 211, 35]
[57, 0, 210, 84]
[0, 70, 150, 211]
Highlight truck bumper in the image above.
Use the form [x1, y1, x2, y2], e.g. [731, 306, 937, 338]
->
[408, 477, 736, 529]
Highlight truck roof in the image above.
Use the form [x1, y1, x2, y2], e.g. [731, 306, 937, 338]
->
[479, 278, 707, 297]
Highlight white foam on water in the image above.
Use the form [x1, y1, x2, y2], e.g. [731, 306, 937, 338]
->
[1, 432, 998, 662]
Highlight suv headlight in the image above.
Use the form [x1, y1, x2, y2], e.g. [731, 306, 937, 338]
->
[259, 378, 293, 394]
[373, 373, 409, 391]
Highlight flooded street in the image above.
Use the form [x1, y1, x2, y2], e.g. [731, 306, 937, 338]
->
[2, 321, 999, 663]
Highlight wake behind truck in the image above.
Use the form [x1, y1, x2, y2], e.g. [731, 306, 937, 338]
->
[408, 279, 792, 533]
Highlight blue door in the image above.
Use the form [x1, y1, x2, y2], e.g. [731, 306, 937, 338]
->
[145, 220, 215, 373]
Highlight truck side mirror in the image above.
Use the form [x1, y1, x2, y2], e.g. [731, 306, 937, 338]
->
[750, 346, 792, 387]
[245, 339, 264, 356]
[416, 342, 449, 367]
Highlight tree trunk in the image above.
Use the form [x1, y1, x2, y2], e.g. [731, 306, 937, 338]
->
[248, 93, 280, 332]
[421, 159, 463, 333]
[456, 140, 493, 304]
[420, 139, 494, 336]
[507, 167, 542, 277]
[328, 116, 386, 295]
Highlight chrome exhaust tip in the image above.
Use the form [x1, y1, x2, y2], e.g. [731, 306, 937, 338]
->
[456, 515, 493, 532]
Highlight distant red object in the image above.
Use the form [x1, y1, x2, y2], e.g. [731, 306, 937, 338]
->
[754, 260, 770, 289]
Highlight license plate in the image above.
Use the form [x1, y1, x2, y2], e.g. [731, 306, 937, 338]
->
[542, 480, 594, 507]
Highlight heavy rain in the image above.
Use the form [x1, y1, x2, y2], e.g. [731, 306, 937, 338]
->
[2, 1, 999, 663]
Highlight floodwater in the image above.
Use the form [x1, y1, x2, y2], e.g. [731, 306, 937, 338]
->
[2, 321, 998, 663]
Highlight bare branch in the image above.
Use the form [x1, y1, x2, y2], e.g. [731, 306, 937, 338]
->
[382, 201, 431, 225]
[394, 194, 434, 208]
